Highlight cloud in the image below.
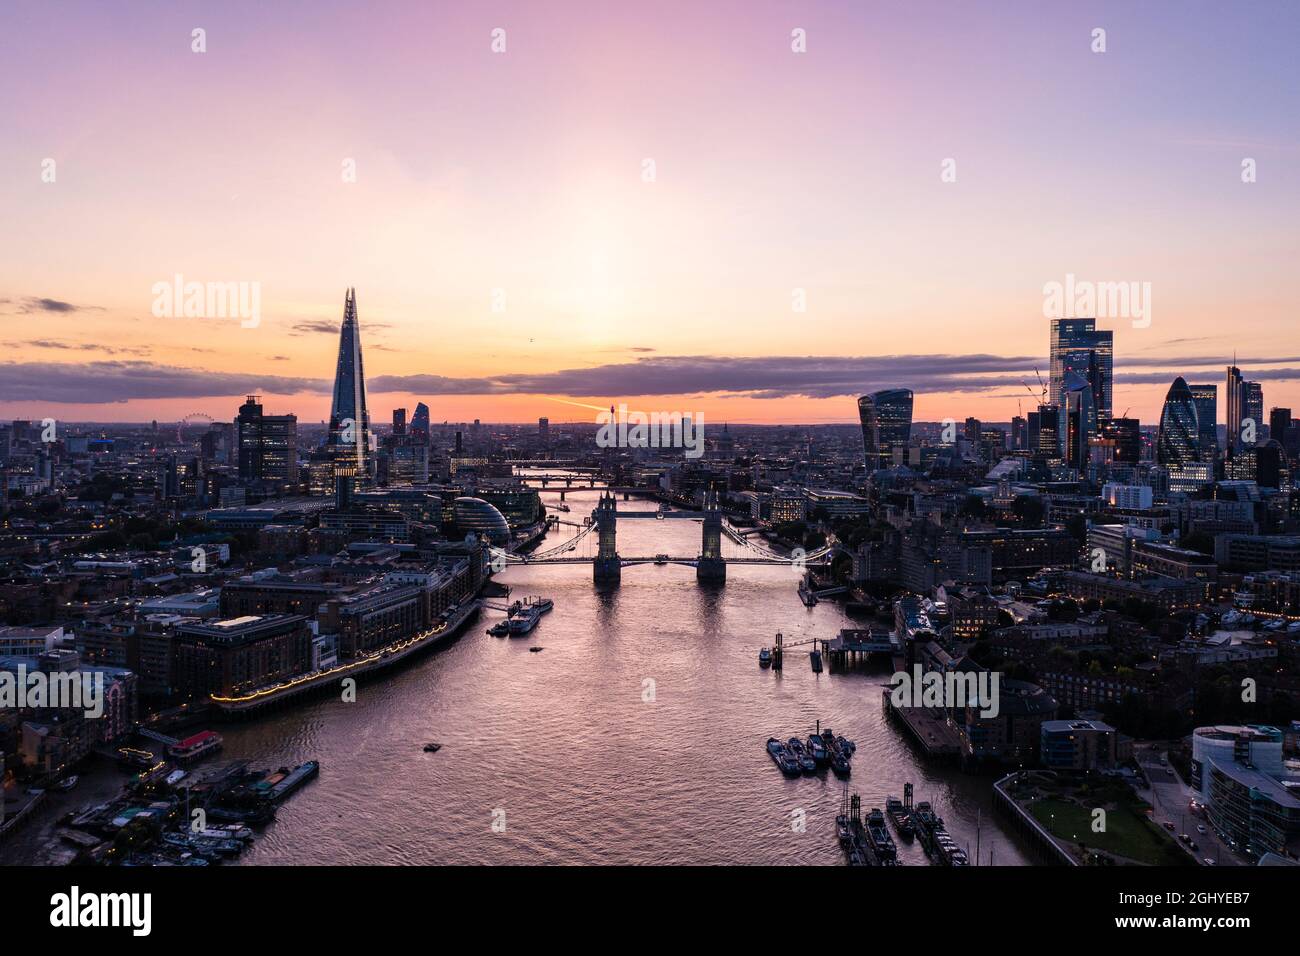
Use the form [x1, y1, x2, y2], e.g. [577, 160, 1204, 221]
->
[4, 351, 1297, 406]
[0, 361, 327, 404]
[0, 296, 106, 315]
[22, 339, 150, 357]
[289, 319, 339, 335]
[371, 354, 1043, 399]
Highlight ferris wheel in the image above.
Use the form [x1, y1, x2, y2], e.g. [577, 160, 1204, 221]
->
[176, 412, 216, 442]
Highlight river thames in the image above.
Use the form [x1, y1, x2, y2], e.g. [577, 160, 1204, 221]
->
[5, 486, 1034, 866]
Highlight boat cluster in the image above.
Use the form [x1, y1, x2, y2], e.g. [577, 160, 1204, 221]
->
[766, 728, 856, 778]
[54, 760, 319, 866]
[487, 596, 554, 637]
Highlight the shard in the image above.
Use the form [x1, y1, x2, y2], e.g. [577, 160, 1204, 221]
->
[327, 287, 372, 479]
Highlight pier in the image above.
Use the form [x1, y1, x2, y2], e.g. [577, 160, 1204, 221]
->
[880, 687, 962, 759]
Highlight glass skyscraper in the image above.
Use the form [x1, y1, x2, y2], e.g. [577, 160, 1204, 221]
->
[857, 389, 913, 470]
[327, 287, 373, 481]
[1188, 383, 1218, 462]
[1157, 377, 1201, 466]
[1050, 318, 1113, 423]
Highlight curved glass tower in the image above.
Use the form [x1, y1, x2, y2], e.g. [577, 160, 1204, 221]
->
[1157, 376, 1201, 466]
[858, 389, 914, 470]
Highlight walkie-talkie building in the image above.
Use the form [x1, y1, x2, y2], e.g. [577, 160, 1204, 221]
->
[858, 389, 913, 470]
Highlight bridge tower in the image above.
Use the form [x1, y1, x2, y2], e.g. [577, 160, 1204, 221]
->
[696, 486, 727, 584]
[593, 490, 621, 587]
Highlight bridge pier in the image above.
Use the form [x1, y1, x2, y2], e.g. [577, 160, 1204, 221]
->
[696, 487, 727, 585]
[593, 491, 621, 587]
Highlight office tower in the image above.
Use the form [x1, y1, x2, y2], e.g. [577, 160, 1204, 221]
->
[410, 402, 430, 441]
[1156, 377, 1201, 467]
[326, 288, 372, 481]
[1188, 384, 1218, 462]
[1050, 318, 1113, 422]
[964, 417, 981, 443]
[1244, 382, 1264, 442]
[1270, 408, 1292, 444]
[236, 395, 299, 483]
[1226, 363, 1244, 454]
[392, 408, 407, 436]
[857, 389, 914, 470]
[538, 417, 550, 446]
[1063, 373, 1093, 471]
[1026, 411, 1041, 455]
[1099, 416, 1141, 464]
[1011, 415, 1027, 451]
[1036, 404, 1060, 459]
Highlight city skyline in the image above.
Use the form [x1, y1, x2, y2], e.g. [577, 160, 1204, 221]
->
[4, 1, 1300, 424]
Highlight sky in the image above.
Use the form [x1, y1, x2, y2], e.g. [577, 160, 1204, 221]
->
[2, 0, 1299, 427]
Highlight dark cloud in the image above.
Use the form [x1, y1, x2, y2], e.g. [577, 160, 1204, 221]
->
[0, 361, 327, 404]
[0, 296, 105, 315]
[289, 318, 390, 336]
[289, 319, 339, 335]
[4, 351, 1297, 406]
[371, 354, 1042, 399]
[23, 339, 150, 357]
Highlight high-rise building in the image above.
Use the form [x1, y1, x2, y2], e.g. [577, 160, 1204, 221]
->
[1244, 382, 1264, 442]
[392, 408, 407, 436]
[538, 417, 550, 446]
[236, 395, 299, 484]
[1050, 318, 1113, 424]
[325, 288, 372, 483]
[1098, 416, 1141, 464]
[857, 389, 913, 470]
[1226, 363, 1244, 455]
[1063, 373, 1093, 471]
[1269, 407, 1292, 444]
[410, 402, 430, 441]
[1221, 372, 1265, 455]
[1157, 377, 1201, 467]
[1011, 415, 1027, 451]
[1036, 404, 1060, 459]
[1188, 383, 1218, 462]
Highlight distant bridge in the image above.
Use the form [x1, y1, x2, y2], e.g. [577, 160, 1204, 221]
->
[491, 493, 843, 586]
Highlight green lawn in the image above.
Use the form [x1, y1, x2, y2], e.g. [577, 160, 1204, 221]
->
[1028, 796, 1188, 866]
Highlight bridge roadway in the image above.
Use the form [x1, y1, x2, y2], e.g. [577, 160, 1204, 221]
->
[512, 554, 830, 566]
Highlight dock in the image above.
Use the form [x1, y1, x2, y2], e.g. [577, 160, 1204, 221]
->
[881, 687, 962, 759]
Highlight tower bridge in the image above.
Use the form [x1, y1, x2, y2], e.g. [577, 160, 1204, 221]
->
[490, 490, 839, 588]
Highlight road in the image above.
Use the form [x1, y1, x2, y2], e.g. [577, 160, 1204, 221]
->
[1133, 744, 1241, 867]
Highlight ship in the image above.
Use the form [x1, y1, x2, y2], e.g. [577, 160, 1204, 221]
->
[766, 738, 801, 777]
[758, 647, 772, 668]
[506, 597, 554, 636]
[787, 737, 817, 774]
[809, 649, 823, 672]
[886, 796, 914, 838]
[798, 577, 818, 607]
[867, 808, 898, 863]
[806, 734, 829, 766]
